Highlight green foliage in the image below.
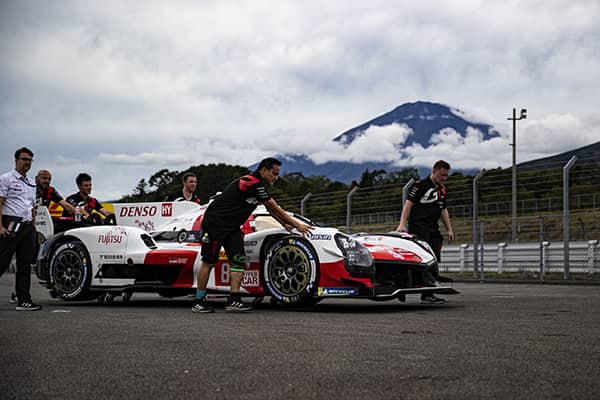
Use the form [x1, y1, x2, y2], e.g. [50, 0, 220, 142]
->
[120, 165, 421, 204]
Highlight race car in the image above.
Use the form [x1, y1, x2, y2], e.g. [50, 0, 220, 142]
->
[35, 202, 458, 304]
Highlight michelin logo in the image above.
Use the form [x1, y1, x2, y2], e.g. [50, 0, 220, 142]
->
[310, 233, 332, 241]
[318, 287, 359, 296]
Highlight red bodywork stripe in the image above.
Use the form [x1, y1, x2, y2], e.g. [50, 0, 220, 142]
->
[144, 249, 198, 287]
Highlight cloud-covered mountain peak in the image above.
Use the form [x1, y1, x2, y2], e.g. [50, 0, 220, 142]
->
[333, 101, 499, 148]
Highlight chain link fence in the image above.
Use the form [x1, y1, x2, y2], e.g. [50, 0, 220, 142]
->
[277, 155, 600, 280]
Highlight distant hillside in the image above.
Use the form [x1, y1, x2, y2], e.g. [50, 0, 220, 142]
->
[518, 140, 600, 171]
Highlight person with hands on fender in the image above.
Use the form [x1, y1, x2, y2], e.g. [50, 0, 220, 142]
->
[192, 157, 313, 313]
[0, 147, 42, 311]
[396, 160, 454, 304]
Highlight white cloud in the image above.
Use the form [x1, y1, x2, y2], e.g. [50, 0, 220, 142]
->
[0, 0, 599, 199]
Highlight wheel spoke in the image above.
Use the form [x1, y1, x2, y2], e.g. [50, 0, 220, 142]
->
[269, 244, 313, 296]
[52, 248, 85, 295]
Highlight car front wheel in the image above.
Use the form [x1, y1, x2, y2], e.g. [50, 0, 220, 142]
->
[263, 236, 319, 305]
[48, 240, 93, 300]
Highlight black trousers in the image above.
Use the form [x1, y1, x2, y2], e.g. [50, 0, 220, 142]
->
[0, 223, 35, 303]
[409, 225, 444, 280]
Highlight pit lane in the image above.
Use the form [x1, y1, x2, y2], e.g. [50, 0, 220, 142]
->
[1, 278, 599, 399]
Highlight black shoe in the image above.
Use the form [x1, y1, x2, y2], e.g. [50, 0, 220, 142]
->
[9, 293, 17, 304]
[16, 301, 42, 311]
[225, 299, 254, 312]
[420, 294, 445, 304]
[191, 298, 215, 313]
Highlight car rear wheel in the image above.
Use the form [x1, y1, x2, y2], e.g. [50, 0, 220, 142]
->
[263, 236, 319, 305]
[49, 240, 93, 300]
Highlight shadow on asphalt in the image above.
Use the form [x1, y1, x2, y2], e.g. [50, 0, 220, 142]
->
[44, 296, 463, 314]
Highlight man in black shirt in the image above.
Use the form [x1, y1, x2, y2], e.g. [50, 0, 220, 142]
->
[65, 173, 112, 221]
[396, 160, 454, 304]
[163, 172, 201, 204]
[192, 157, 313, 313]
[36, 170, 77, 214]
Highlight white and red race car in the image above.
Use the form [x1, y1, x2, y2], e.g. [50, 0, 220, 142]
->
[35, 201, 458, 304]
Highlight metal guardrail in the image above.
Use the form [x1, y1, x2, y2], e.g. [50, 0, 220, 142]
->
[440, 240, 600, 276]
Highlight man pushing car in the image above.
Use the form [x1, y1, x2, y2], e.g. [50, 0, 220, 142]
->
[193, 157, 313, 313]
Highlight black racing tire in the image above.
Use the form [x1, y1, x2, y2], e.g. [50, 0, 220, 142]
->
[48, 240, 93, 300]
[177, 230, 187, 243]
[263, 236, 319, 305]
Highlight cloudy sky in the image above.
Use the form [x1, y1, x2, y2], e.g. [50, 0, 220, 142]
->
[1, 0, 599, 200]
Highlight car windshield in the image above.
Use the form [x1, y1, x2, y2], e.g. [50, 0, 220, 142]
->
[253, 215, 283, 232]
[252, 213, 315, 231]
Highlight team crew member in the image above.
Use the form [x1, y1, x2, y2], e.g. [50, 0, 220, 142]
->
[164, 172, 201, 204]
[0, 147, 42, 311]
[193, 157, 313, 313]
[36, 169, 77, 215]
[396, 160, 454, 304]
[65, 173, 112, 221]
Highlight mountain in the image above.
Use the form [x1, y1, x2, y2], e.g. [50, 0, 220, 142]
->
[273, 101, 498, 181]
[333, 101, 499, 147]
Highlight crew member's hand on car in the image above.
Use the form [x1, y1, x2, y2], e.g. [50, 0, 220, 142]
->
[294, 221, 314, 237]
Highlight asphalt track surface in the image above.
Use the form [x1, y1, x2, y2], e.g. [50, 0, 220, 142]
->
[1, 278, 599, 400]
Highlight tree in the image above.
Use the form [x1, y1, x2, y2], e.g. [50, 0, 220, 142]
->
[148, 169, 177, 189]
[132, 179, 148, 199]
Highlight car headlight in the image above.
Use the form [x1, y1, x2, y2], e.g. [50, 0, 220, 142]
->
[335, 233, 373, 268]
[415, 239, 437, 264]
[415, 239, 433, 254]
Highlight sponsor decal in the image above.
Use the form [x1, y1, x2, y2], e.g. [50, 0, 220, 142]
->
[169, 257, 188, 264]
[161, 203, 172, 217]
[135, 219, 155, 231]
[119, 205, 157, 218]
[309, 233, 332, 241]
[98, 233, 123, 245]
[318, 287, 359, 296]
[99, 254, 124, 260]
[242, 270, 260, 287]
[97, 227, 127, 245]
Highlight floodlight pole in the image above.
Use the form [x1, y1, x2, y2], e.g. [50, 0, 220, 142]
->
[508, 108, 527, 242]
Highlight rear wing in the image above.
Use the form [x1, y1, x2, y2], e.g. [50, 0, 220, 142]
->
[112, 201, 204, 232]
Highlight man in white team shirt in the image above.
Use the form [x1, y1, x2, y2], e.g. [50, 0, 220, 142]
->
[0, 147, 41, 311]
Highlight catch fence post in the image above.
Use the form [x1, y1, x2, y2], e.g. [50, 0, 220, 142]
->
[473, 169, 486, 277]
[346, 186, 359, 234]
[300, 192, 312, 217]
[479, 220, 485, 282]
[563, 156, 577, 280]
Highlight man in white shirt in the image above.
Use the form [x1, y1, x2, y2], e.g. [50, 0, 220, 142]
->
[0, 147, 41, 311]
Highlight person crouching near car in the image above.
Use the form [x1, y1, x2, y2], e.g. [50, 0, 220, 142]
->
[65, 173, 114, 224]
[192, 157, 313, 313]
[36, 169, 77, 215]
[0, 147, 42, 311]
